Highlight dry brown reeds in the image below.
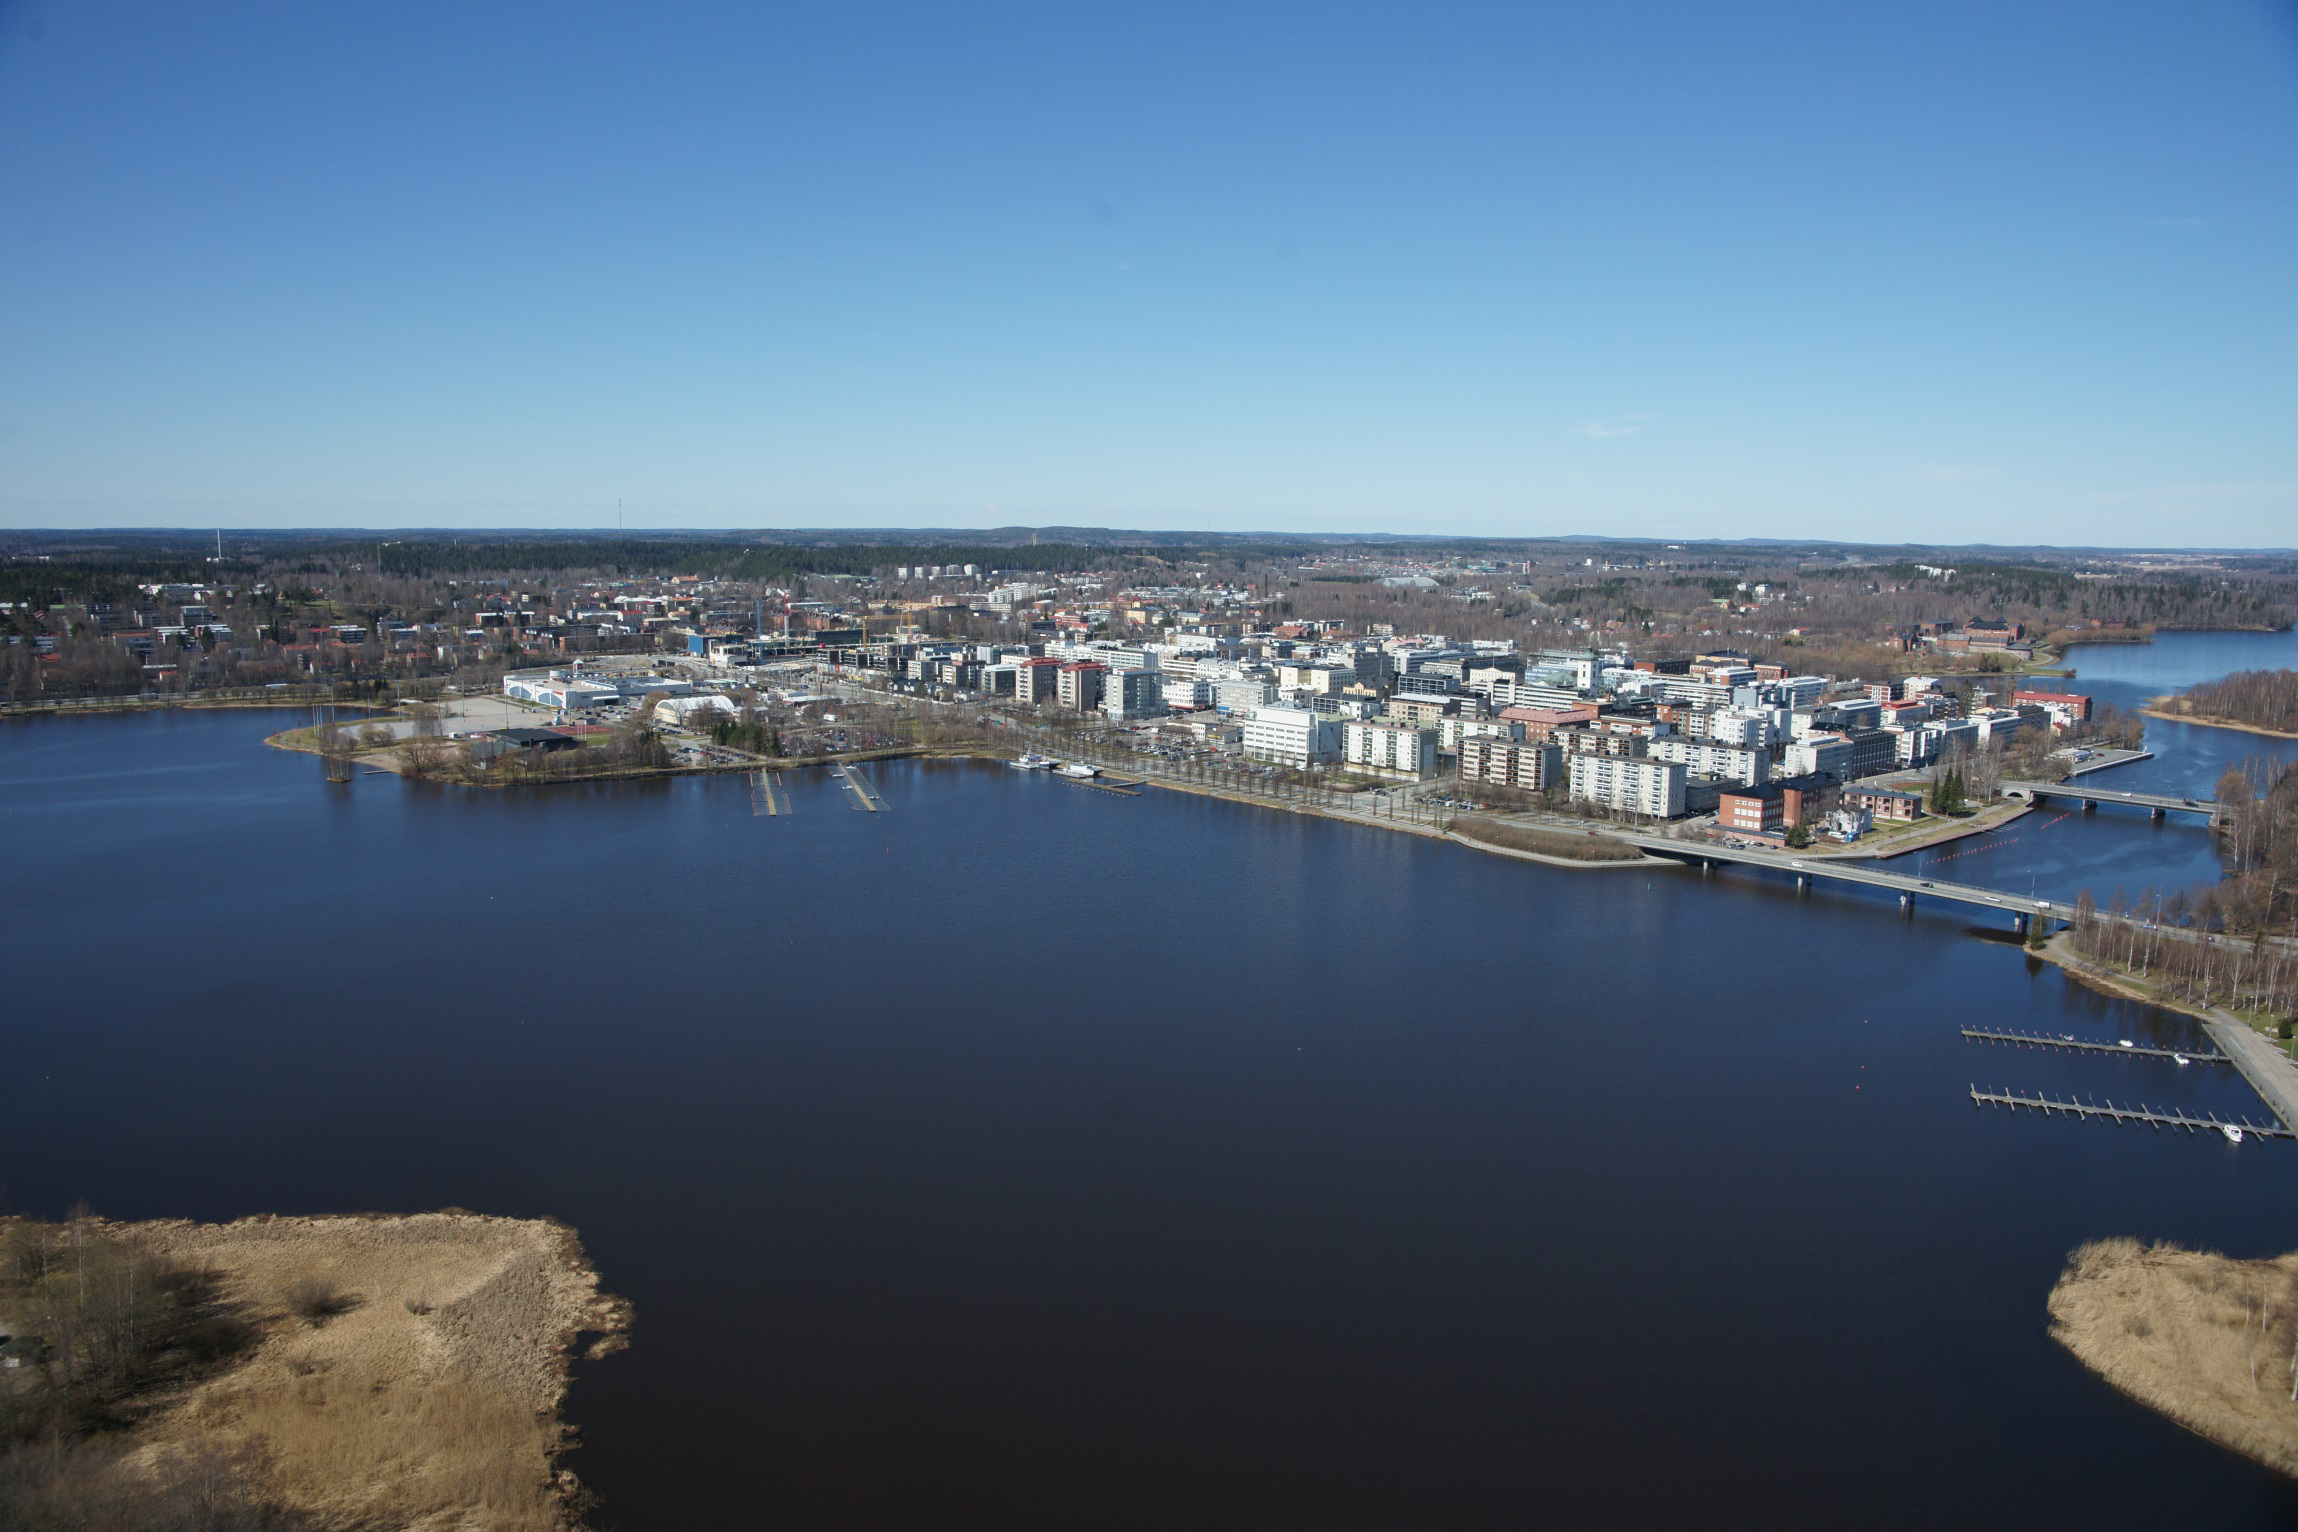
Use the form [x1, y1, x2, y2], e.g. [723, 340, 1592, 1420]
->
[1450, 816, 1643, 863]
[2049, 1238, 2298, 1477]
[30, 1212, 632, 1532]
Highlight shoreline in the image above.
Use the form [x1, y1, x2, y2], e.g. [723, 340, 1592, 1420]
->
[268, 724, 2046, 874]
[2049, 1239, 2298, 1481]
[2139, 702, 2298, 741]
[5, 1210, 630, 1529]
[2031, 930, 2298, 1129]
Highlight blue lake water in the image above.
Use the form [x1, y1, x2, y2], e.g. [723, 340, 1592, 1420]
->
[4, 684, 2298, 1527]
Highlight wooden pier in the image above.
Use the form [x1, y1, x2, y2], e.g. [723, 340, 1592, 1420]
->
[1968, 1086, 2291, 1140]
[1055, 774, 1143, 796]
[1960, 1028, 2225, 1064]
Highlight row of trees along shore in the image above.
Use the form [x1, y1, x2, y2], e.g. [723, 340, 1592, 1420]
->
[2160, 669, 2298, 735]
[2063, 756, 2298, 1023]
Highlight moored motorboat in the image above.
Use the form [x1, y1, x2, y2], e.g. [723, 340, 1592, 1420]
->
[1057, 761, 1099, 778]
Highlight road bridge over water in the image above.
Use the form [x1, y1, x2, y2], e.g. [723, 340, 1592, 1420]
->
[2000, 779, 2218, 821]
[1610, 831, 2057, 928]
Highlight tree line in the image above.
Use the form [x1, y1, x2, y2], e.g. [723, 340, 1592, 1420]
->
[2163, 670, 2298, 736]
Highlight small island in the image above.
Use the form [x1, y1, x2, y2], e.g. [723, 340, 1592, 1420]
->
[2049, 1238, 2298, 1478]
[0, 1210, 630, 1530]
[2144, 669, 2298, 739]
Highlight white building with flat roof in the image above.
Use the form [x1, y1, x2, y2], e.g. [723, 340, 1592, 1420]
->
[1243, 705, 1342, 768]
[1568, 754, 1686, 818]
[1647, 736, 1770, 786]
[1214, 679, 1277, 713]
[1342, 720, 1438, 780]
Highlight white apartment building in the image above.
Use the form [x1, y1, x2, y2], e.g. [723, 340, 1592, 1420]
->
[1567, 754, 1686, 818]
[1970, 708, 2026, 745]
[1243, 705, 1343, 768]
[1342, 720, 1438, 780]
[1705, 709, 1778, 749]
[1277, 663, 1355, 695]
[1647, 736, 1770, 786]
[1158, 675, 1212, 710]
[1459, 737, 1563, 790]
[1439, 715, 1525, 754]
[1213, 679, 1277, 713]
[1775, 675, 1828, 709]
[1783, 733, 1853, 778]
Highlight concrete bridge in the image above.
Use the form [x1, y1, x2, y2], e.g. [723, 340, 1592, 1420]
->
[1613, 832, 2058, 930]
[2000, 779, 2218, 822]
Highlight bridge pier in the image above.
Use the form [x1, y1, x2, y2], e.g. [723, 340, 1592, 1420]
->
[1795, 873, 1808, 895]
[2082, 798, 2096, 815]
[1900, 891, 1913, 912]
[2014, 913, 2028, 935]
[2150, 805, 2165, 822]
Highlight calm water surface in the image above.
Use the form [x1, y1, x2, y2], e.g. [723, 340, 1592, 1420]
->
[5, 701, 2298, 1528]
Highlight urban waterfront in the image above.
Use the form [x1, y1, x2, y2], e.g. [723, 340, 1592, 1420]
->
[5, 702, 2298, 1526]
[1889, 630, 2298, 904]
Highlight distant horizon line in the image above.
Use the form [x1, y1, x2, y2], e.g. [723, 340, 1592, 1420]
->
[0, 526, 2293, 558]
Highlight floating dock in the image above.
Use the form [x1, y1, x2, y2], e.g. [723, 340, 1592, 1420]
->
[751, 771, 788, 816]
[833, 760, 886, 812]
[1960, 1027, 2224, 1064]
[1968, 1086, 2291, 1140]
[1055, 774, 1143, 796]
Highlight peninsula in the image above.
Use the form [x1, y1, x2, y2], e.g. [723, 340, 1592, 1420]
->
[2144, 668, 2298, 740]
[0, 1210, 630, 1530]
[2050, 1239, 2298, 1479]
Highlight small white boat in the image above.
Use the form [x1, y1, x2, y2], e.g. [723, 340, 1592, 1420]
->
[2174, 1053, 2190, 1066]
[2223, 1124, 2245, 1144]
[1012, 752, 1056, 770]
[2117, 1040, 2134, 1049]
[1057, 761, 1099, 778]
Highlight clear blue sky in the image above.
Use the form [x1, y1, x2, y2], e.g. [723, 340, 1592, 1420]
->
[2, 1, 2295, 543]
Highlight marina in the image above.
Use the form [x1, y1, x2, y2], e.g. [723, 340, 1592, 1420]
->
[1960, 1028, 2225, 1064]
[832, 759, 886, 811]
[1968, 1087, 2294, 1142]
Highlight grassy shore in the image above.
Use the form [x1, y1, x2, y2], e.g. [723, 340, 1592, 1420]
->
[2140, 699, 2298, 741]
[1448, 816, 1647, 864]
[1, 1211, 630, 1530]
[2050, 1239, 2298, 1478]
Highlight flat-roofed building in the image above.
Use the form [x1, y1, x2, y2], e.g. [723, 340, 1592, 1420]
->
[1243, 705, 1342, 768]
[1647, 735, 1770, 786]
[1342, 720, 1438, 779]
[1459, 736, 1563, 790]
[1057, 661, 1107, 712]
[1015, 656, 1064, 705]
[1102, 667, 1166, 720]
[2010, 689, 2093, 729]
[1567, 755, 1686, 818]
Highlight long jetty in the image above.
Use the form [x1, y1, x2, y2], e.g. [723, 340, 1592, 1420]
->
[1960, 1028, 2225, 1063]
[1969, 1086, 2292, 1140]
[1055, 773, 1144, 796]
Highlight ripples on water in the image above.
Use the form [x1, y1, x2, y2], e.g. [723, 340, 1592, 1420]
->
[4, 691, 2298, 1528]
